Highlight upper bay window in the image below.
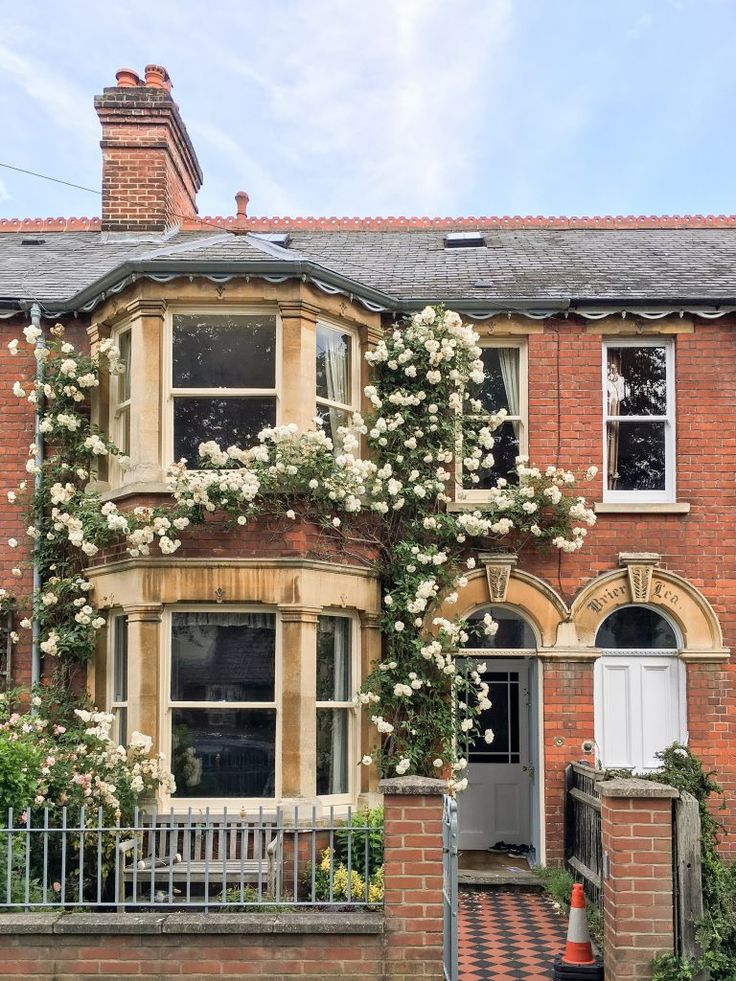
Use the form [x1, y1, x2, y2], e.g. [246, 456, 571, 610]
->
[168, 312, 278, 465]
[603, 339, 675, 502]
[459, 340, 528, 500]
[315, 322, 358, 449]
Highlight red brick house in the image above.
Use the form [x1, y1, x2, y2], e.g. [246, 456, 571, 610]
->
[1, 64, 735, 869]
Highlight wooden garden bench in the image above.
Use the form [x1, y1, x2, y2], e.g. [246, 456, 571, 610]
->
[117, 813, 279, 906]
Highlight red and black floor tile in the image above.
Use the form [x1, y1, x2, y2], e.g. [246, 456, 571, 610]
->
[459, 888, 567, 981]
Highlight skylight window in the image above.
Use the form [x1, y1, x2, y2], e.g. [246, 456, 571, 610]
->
[445, 231, 485, 249]
[256, 233, 290, 248]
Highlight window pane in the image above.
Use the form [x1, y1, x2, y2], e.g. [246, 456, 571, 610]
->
[471, 419, 519, 488]
[607, 421, 666, 491]
[116, 707, 128, 746]
[316, 325, 351, 404]
[114, 615, 128, 702]
[607, 346, 667, 417]
[315, 404, 351, 451]
[172, 708, 276, 797]
[119, 406, 130, 456]
[316, 708, 349, 795]
[596, 607, 678, 649]
[118, 331, 131, 402]
[173, 314, 276, 389]
[465, 607, 536, 649]
[173, 396, 276, 462]
[317, 616, 351, 701]
[471, 348, 519, 415]
[171, 612, 275, 702]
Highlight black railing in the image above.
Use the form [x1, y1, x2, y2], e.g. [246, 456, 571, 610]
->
[564, 762, 605, 905]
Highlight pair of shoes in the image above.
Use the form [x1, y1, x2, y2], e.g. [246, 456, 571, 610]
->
[508, 843, 531, 857]
[488, 840, 513, 853]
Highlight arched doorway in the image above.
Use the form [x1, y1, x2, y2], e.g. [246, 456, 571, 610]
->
[458, 605, 538, 855]
[594, 605, 686, 771]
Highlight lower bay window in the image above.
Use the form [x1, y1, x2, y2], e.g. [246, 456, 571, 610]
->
[168, 610, 278, 799]
[163, 607, 359, 805]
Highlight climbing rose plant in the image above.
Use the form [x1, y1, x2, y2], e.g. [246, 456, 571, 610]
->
[4, 306, 597, 788]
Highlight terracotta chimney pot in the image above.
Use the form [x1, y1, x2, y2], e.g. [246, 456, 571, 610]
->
[235, 191, 249, 218]
[115, 68, 141, 88]
[144, 64, 170, 90]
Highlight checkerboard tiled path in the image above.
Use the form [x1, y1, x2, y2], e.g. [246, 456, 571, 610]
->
[459, 888, 567, 981]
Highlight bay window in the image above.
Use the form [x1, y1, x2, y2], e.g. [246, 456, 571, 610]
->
[169, 611, 277, 799]
[169, 312, 278, 464]
[459, 340, 527, 499]
[603, 339, 675, 501]
[316, 615, 354, 797]
[315, 323, 358, 449]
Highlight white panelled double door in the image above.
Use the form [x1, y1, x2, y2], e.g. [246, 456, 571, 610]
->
[595, 652, 686, 771]
[457, 659, 534, 851]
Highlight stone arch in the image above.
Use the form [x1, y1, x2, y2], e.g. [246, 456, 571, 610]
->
[448, 567, 569, 648]
[570, 567, 727, 659]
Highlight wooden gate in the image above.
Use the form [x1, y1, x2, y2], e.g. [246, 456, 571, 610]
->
[564, 762, 605, 904]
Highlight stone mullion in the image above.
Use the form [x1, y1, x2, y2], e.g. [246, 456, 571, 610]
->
[122, 603, 163, 750]
[279, 606, 321, 801]
[279, 301, 318, 433]
[124, 299, 166, 486]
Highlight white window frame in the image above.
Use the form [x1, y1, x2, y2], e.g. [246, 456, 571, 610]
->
[456, 338, 528, 503]
[107, 611, 128, 746]
[315, 319, 361, 439]
[602, 337, 676, 503]
[163, 307, 282, 468]
[108, 322, 132, 485]
[160, 604, 282, 809]
[315, 610, 360, 805]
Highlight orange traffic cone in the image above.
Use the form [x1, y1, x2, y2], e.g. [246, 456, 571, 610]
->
[552, 883, 603, 979]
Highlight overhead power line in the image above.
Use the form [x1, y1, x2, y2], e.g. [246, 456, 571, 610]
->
[0, 162, 101, 195]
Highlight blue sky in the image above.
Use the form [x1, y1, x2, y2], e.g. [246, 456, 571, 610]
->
[0, 0, 733, 220]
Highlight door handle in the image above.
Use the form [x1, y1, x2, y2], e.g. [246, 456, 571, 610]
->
[522, 765, 535, 779]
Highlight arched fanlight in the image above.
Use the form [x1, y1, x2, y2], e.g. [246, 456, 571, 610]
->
[595, 605, 679, 649]
[465, 606, 537, 649]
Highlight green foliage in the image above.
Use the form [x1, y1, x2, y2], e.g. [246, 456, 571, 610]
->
[333, 805, 384, 879]
[0, 734, 42, 817]
[0, 833, 46, 909]
[644, 745, 736, 980]
[533, 865, 602, 949]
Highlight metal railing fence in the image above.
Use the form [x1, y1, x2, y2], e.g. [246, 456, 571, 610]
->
[442, 795, 458, 981]
[0, 804, 384, 911]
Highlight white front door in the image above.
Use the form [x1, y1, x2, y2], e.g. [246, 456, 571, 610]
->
[457, 659, 533, 850]
[595, 653, 686, 771]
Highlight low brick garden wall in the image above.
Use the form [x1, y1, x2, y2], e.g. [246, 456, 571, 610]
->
[0, 911, 384, 980]
[0, 777, 448, 981]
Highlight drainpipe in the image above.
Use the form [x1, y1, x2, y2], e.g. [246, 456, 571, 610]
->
[29, 302, 43, 688]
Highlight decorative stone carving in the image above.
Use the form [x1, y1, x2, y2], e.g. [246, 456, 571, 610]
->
[618, 552, 661, 603]
[479, 553, 517, 603]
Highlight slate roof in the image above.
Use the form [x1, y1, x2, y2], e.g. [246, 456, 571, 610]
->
[2, 224, 736, 312]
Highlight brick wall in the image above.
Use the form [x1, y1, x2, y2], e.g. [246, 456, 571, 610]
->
[600, 779, 678, 979]
[0, 914, 385, 980]
[542, 659, 595, 864]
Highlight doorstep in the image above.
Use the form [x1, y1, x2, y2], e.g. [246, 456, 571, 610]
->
[458, 849, 540, 888]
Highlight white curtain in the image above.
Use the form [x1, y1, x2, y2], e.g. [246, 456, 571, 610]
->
[321, 329, 350, 438]
[498, 348, 520, 436]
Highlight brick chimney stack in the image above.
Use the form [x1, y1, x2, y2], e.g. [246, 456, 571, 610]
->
[94, 66, 203, 233]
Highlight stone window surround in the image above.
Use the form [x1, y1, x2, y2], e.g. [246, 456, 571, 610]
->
[88, 285, 380, 498]
[89, 557, 382, 812]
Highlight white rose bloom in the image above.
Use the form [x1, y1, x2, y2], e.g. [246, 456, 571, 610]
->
[361, 755, 373, 766]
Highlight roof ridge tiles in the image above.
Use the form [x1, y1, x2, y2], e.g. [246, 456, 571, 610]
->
[2, 214, 736, 233]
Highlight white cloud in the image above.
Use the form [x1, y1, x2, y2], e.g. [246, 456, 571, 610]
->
[0, 41, 96, 140]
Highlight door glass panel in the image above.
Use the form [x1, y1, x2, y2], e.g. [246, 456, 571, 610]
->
[596, 607, 677, 649]
[465, 670, 520, 764]
[465, 607, 536, 649]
